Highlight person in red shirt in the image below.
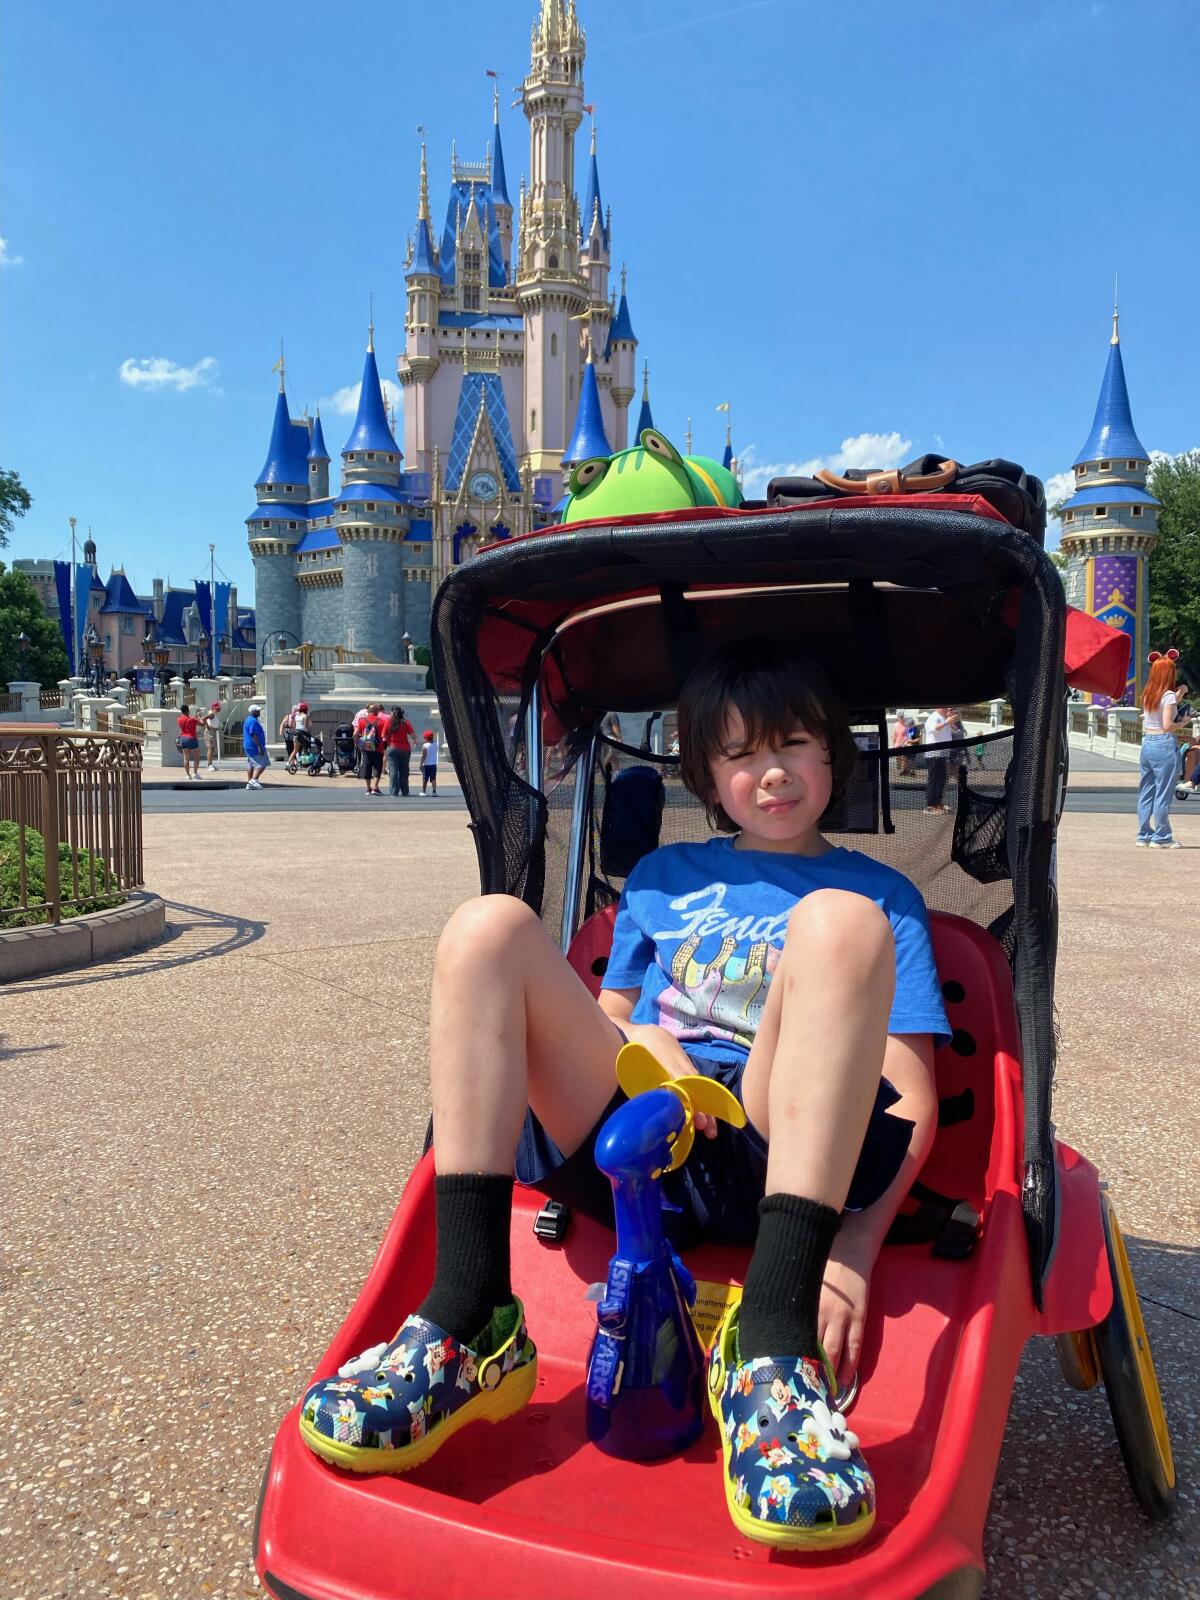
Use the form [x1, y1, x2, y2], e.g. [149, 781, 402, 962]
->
[357, 701, 389, 796]
[384, 705, 416, 797]
[177, 703, 202, 780]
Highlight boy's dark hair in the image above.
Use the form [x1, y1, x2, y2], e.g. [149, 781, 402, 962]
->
[676, 638, 857, 833]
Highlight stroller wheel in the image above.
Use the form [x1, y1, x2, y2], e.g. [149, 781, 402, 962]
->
[1094, 1192, 1176, 1520]
[1175, 785, 1190, 800]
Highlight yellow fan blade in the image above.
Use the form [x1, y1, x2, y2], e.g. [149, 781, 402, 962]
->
[615, 1041, 672, 1100]
[673, 1074, 747, 1129]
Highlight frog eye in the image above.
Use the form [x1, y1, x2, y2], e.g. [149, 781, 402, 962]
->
[640, 428, 684, 465]
[568, 456, 610, 494]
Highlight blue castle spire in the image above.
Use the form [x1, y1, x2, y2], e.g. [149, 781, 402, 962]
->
[492, 85, 510, 206]
[256, 374, 308, 489]
[1072, 308, 1149, 465]
[307, 411, 329, 462]
[580, 120, 607, 244]
[722, 424, 734, 471]
[343, 328, 400, 456]
[609, 286, 636, 345]
[564, 345, 612, 465]
[635, 361, 655, 437]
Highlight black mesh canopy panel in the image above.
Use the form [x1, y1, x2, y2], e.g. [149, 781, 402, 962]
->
[430, 500, 1067, 1304]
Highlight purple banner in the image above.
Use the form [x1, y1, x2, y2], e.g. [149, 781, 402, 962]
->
[1089, 554, 1139, 708]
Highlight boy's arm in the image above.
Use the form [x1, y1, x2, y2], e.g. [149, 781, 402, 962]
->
[820, 1031, 938, 1384]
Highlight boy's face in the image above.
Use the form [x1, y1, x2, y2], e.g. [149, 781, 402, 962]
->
[707, 708, 834, 851]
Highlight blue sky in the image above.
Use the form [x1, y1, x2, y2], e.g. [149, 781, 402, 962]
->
[2, 0, 1197, 598]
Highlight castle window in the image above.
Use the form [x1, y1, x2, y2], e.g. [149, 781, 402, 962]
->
[462, 250, 482, 275]
[550, 333, 558, 357]
[366, 503, 376, 512]
[288, 521, 298, 531]
[1093, 506, 1107, 518]
[1132, 505, 1143, 517]
[463, 285, 481, 310]
[1064, 511, 1074, 523]
[1127, 460, 1139, 470]
[549, 253, 558, 270]
[531, 408, 537, 432]
[1099, 460, 1111, 472]
[1075, 465, 1086, 477]
[367, 451, 376, 460]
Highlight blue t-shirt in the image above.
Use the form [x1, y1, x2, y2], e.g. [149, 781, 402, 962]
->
[243, 714, 265, 756]
[603, 837, 951, 1064]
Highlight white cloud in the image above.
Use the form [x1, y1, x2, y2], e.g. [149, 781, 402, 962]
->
[320, 378, 403, 417]
[738, 430, 912, 499]
[0, 237, 23, 267]
[118, 355, 219, 392]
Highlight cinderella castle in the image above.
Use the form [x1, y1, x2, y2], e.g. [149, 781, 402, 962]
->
[249, 0, 655, 661]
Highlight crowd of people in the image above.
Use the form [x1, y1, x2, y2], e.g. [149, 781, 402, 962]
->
[889, 706, 979, 812]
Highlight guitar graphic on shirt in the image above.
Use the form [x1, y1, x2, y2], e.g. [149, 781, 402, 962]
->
[660, 932, 778, 1047]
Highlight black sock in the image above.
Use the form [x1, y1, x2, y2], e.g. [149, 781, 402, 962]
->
[737, 1192, 841, 1362]
[415, 1173, 515, 1346]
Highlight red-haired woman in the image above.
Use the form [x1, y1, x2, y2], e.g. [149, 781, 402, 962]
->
[1136, 651, 1183, 848]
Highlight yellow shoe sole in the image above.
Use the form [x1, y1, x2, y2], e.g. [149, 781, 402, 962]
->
[707, 1319, 874, 1552]
[299, 1356, 538, 1475]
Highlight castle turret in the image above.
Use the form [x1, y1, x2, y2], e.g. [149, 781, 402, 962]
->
[606, 264, 637, 448]
[635, 361, 655, 437]
[580, 120, 609, 303]
[1058, 305, 1160, 706]
[248, 367, 307, 656]
[491, 85, 513, 273]
[518, 0, 589, 473]
[400, 145, 441, 473]
[307, 411, 330, 501]
[337, 327, 408, 658]
[563, 342, 611, 471]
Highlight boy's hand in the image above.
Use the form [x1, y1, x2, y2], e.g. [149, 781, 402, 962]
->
[818, 1219, 881, 1388]
[620, 1023, 719, 1138]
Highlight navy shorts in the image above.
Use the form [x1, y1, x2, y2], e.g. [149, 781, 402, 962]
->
[515, 1047, 915, 1251]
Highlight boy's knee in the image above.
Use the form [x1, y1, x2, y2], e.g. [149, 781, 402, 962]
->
[436, 894, 542, 971]
[785, 889, 893, 967]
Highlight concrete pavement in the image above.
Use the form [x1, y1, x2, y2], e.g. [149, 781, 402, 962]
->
[0, 799, 1196, 1599]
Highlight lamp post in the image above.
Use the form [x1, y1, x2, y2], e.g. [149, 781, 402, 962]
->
[152, 643, 172, 708]
[260, 629, 301, 668]
[84, 625, 106, 695]
[197, 630, 211, 676]
[401, 630, 412, 665]
[15, 630, 31, 675]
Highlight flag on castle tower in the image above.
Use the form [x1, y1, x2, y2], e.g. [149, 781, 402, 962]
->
[715, 401, 730, 413]
[485, 69, 498, 77]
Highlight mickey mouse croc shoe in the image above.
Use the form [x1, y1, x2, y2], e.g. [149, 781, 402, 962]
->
[299, 1300, 537, 1473]
[707, 1302, 875, 1549]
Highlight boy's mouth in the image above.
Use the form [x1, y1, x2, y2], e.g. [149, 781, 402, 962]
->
[759, 796, 800, 816]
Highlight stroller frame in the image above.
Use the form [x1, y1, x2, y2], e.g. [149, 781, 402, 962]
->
[255, 496, 1175, 1600]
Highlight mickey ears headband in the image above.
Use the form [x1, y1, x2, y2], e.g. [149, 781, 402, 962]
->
[1148, 649, 1180, 664]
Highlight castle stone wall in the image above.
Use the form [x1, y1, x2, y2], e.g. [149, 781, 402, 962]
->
[253, 550, 303, 655]
[301, 583, 345, 644]
[340, 535, 405, 658]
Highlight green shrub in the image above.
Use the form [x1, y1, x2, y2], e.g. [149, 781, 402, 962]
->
[0, 820, 124, 927]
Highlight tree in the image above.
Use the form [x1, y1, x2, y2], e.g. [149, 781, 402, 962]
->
[0, 467, 32, 548]
[0, 562, 69, 688]
[1147, 451, 1200, 683]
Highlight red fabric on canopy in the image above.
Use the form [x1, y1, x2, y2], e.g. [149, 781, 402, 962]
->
[1063, 606, 1132, 698]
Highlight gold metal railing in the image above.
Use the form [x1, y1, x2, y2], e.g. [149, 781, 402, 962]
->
[298, 643, 384, 673]
[0, 729, 144, 926]
[39, 688, 64, 709]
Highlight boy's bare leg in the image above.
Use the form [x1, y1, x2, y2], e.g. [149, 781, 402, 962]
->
[740, 888, 895, 1205]
[430, 894, 626, 1174]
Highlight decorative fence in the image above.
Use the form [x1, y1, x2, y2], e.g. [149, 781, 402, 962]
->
[0, 729, 144, 926]
[39, 688, 63, 710]
[298, 643, 382, 673]
[0, 693, 20, 715]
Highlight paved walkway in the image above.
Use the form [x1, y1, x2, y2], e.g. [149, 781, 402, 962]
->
[0, 801, 1196, 1599]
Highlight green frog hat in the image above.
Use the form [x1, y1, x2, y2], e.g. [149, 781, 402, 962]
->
[561, 429, 743, 523]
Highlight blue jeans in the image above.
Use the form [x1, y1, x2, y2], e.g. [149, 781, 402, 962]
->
[1137, 734, 1181, 843]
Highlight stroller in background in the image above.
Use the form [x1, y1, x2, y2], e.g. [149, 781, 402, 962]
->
[289, 731, 337, 778]
[333, 723, 358, 775]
